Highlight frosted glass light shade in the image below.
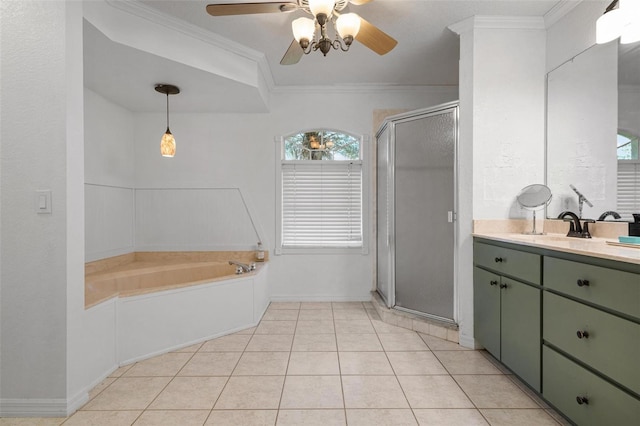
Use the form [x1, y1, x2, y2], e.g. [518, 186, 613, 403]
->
[161, 130, 176, 157]
[309, 0, 335, 18]
[621, 22, 640, 43]
[292, 17, 316, 42]
[596, 8, 626, 43]
[336, 13, 361, 38]
[620, 0, 640, 44]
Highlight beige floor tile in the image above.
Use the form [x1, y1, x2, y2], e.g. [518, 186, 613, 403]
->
[178, 352, 241, 376]
[262, 309, 300, 321]
[62, 410, 141, 426]
[336, 333, 383, 351]
[200, 334, 251, 352]
[205, 409, 277, 426]
[148, 376, 227, 409]
[419, 334, 471, 351]
[0, 418, 66, 426]
[256, 320, 297, 334]
[276, 409, 346, 425]
[269, 302, 301, 310]
[333, 308, 369, 320]
[546, 408, 573, 426]
[346, 409, 418, 426]
[295, 320, 335, 334]
[291, 333, 337, 351]
[214, 376, 285, 409]
[507, 374, 549, 408]
[413, 409, 488, 425]
[377, 333, 429, 351]
[339, 352, 394, 375]
[334, 319, 375, 334]
[332, 302, 365, 309]
[133, 410, 209, 426]
[235, 326, 257, 334]
[479, 408, 559, 425]
[300, 302, 333, 309]
[123, 352, 192, 377]
[172, 342, 204, 353]
[298, 309, 334, 320]
[433, 351, 503, 375]
[371, 320, 415, 334]
[88, 377, 116, 400]
[108, 364, 133, 378]
[233, 351, 290, 375]
[478, 350, 513, 374]
[397, 375, 474, 409]
[246, 334, 294, 351]
[82, 377, 171, 410]
[280, 375, 344, 409]
[287, 351, 340, 375]
[454, 375, 539, 409]
[342, 375, 409, 408]
[386, 351, 448, 375]
[367, 310, 382, 321]
[362, 301, 374, 309]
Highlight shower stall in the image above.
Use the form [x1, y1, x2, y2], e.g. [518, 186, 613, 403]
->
[376, 102, 458, 323]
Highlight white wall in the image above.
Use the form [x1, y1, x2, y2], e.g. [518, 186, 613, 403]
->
[451, 17, 546, 347]
[133, 88, 458, 301]
[619, 86, 640, 139]
[84, 89, 135, 261]
[1, 0, 71, 412]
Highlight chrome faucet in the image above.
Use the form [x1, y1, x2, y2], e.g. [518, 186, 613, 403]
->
[229, 260, 255, 274]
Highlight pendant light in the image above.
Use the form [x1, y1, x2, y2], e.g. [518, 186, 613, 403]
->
[154, 84, 180, 157]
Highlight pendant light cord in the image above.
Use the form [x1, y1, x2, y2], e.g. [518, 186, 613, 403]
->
[166, 93, 170, 130]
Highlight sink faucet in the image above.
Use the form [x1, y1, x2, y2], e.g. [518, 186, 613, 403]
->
[597, 210, 621, 221]
[558, 211, 582, 237]
[229, 260, 255, 273]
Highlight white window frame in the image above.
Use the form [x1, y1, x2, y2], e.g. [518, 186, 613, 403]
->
[275, 130, 369, 255]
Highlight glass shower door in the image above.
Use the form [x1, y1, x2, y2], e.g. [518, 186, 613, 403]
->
[376, 123, 393, 307]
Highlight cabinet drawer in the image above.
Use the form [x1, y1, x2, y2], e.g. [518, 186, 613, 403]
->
[543, 346, 640, 426]
[544, 256, 640, 319]
[544, 292, 640, 394]
[474, 242, 540, 284]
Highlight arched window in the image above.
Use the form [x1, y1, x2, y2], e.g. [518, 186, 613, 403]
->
[276, 129, 367, 253]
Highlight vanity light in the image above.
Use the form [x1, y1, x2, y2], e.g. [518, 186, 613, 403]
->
[155, 84, 180, 157]
[596, 0, 640, 44]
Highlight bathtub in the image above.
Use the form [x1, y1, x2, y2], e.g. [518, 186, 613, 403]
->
[85, 252, 270, 363]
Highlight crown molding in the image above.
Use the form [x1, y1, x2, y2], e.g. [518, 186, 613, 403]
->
[103, 0, 276, 91]
[544, 0, 583, 29]
[272, 84, 459, 96]
[448, 15, 545, 35]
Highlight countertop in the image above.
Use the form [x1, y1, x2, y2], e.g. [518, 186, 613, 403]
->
[473, 232, 640, 265]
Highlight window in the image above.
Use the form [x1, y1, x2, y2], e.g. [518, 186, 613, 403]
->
[276, 130, 367, 254]
[617, 132, 640, 216]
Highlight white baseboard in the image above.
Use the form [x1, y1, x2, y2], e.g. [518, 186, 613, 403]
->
[269, 294, 372, 302]
[0, 397, 71, 418]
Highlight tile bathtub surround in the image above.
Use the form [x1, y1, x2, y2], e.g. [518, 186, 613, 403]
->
[11, 302, 570, 426]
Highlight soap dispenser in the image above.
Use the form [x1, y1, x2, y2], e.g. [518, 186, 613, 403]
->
[255, 241, 265, 262]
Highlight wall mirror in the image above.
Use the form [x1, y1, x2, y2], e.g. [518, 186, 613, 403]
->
[546, 41, 640, 221]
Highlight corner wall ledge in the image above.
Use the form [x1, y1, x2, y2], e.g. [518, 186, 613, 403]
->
[370, 291, 459, 343]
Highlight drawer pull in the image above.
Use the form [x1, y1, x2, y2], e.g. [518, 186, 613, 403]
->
[576, 330, 590, 339]
[489, 280, 498, 286]
[500, 283, 508, 289]
[494, 257, 504, 263]
[576, 396, 589, 405]
[577, 279, 590, 287]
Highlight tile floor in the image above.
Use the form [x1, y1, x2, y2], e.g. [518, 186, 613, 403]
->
[0, 302, 568, 426]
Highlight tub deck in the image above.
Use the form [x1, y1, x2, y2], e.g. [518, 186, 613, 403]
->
[85, 251, 264, 308]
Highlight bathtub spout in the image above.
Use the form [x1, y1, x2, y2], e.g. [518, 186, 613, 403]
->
[229, 260, 255, 273]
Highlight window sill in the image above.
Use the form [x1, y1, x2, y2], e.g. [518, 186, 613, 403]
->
[275, 246, 368, 256]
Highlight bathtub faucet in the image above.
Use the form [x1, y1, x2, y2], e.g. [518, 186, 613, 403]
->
[229, 260, 256, 274]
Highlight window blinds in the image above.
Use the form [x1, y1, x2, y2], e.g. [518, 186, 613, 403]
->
[617, 161, 640, 215]
[282, 162, 362, 248]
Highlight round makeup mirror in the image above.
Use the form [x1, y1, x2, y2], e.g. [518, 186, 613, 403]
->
[517, 184, 552, 235]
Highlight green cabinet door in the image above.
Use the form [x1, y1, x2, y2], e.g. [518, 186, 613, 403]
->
[473, 266, 501, 358]
[501, 278, 541, 392]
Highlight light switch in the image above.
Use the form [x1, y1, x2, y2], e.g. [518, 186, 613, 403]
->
[36, 190, 52, 214]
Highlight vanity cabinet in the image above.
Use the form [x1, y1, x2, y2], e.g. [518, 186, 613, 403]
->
[542, 256, 640, 425]
[473, 241, 541, 391]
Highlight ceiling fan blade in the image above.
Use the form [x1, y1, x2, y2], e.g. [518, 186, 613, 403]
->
[280, 39, 304, 65]
[355, 17, 397, 55]
[349, 0, 373, 5]
[206, 2, 298, 16]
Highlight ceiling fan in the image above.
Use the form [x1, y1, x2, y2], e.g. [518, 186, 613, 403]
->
[206, 0, 398, 65]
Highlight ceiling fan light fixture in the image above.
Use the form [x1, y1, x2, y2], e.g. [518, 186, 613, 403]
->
[292, 16, 316, 43]
[309, 0, 335, 20]
[336, 12, 361, 39]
